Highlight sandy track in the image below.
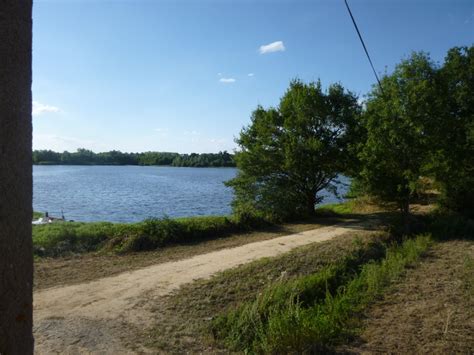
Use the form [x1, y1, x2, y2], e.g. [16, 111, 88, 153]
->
[34, 219, 374, 354]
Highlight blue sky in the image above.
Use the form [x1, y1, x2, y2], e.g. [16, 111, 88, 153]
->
[33, 0, 473, 153]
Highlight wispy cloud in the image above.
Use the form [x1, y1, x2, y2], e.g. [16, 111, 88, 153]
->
[32, 101, 60, 116]
[184, 130, 200, 136]
[248, 73, 255, 77]
[33, 134, 106, 152]
[259, 41, 285, 54]
[219, 77, 236, 83]
[465, 13, 474, 24]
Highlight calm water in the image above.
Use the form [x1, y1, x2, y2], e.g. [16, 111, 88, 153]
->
[33, 165, 349, 223]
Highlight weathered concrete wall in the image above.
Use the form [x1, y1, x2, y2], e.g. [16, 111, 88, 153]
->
[0, 1, 34, 353]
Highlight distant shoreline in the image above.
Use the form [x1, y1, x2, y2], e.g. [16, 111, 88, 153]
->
[33, 163, 236, 168]
[33, 149, 236, 168]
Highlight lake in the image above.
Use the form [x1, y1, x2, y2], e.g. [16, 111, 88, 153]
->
[33, 165, 349, 223]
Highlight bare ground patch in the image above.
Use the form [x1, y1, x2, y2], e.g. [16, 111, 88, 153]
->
[340, 239, 474, 354]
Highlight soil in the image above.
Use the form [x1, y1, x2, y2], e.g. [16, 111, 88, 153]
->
[340, 239, 474, 354]
[33, 218, 378, 354]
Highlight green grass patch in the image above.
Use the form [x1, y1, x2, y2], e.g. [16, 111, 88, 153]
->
[33, 222, 117, 257]
[316, 197, 383, 216]
[33, 214, 270, 257]
[212, 234, 432, 353]
[33, 211, 43, 219]
[105, 216, 247, 254]
[316, 200, 356, 215]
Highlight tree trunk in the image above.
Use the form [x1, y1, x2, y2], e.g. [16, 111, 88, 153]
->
[306, 191, 317, 217]
[0, 1, 34, 353]
[400, 198, 411, 235]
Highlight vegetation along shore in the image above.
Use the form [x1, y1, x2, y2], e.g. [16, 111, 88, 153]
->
[33, 149, 236, 167]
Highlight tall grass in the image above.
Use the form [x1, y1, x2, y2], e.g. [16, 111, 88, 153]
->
[33, 215, 269, 257]
[33, 222, 117, 256]
[212, 234, 432, 353]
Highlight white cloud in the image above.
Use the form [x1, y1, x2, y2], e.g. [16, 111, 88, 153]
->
[259, 41, 285, 54]
[248, 73, 254, 77]
[32, 101, 60, 116]
[219, 77, 236, 83]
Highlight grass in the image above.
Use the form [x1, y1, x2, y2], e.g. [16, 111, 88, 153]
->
[316, 196, 387, 216]
[145, 231, 384, 353]
[212, 234, 432, 353]
[33, 216, 252, 257]
[317, 201, 357, 215]
[33, 211, 44, 219]
[33, 222, 116, 256]
[462, 253, 474, 299]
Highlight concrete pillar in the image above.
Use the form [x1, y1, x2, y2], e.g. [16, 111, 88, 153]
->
[0, 1, 34, 353]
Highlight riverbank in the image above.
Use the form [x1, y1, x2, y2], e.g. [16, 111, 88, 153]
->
[31, 198, 375, 259]
[33, 200, 473, 353]
[34, 199, 381, 290]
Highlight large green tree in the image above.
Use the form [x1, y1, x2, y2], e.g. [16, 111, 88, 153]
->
[360, 52, 440, 224]
[227, 80, 361, 221]
[433, 46, 474, 217]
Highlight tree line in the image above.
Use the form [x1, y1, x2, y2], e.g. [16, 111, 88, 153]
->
[32, 149, 235, 167]
[227, 46, 473, 225]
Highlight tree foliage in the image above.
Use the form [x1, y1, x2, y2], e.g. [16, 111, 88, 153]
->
[227, 80, 361, 221]
[359, 47, 474, 219]
[360, 52, 441, 218]
[32, 149, 235, 167]
[432, 46, 474, 217]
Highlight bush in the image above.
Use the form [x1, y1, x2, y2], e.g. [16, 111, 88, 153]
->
[106, 216, 240, 254]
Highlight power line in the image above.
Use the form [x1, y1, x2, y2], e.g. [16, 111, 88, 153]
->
[344, 0, 385, 96]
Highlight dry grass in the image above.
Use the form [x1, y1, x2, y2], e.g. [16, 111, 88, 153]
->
[340, 240, 474, 354]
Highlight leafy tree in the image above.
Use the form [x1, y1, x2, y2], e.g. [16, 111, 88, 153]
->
[432, 46, 474, 217]
[227, 79, 361, 221]
[360, 52, 440, 225]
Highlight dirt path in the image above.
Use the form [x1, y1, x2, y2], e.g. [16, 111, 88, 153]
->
[341, 239, 474, 354]
[34, 219, 374, 354]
